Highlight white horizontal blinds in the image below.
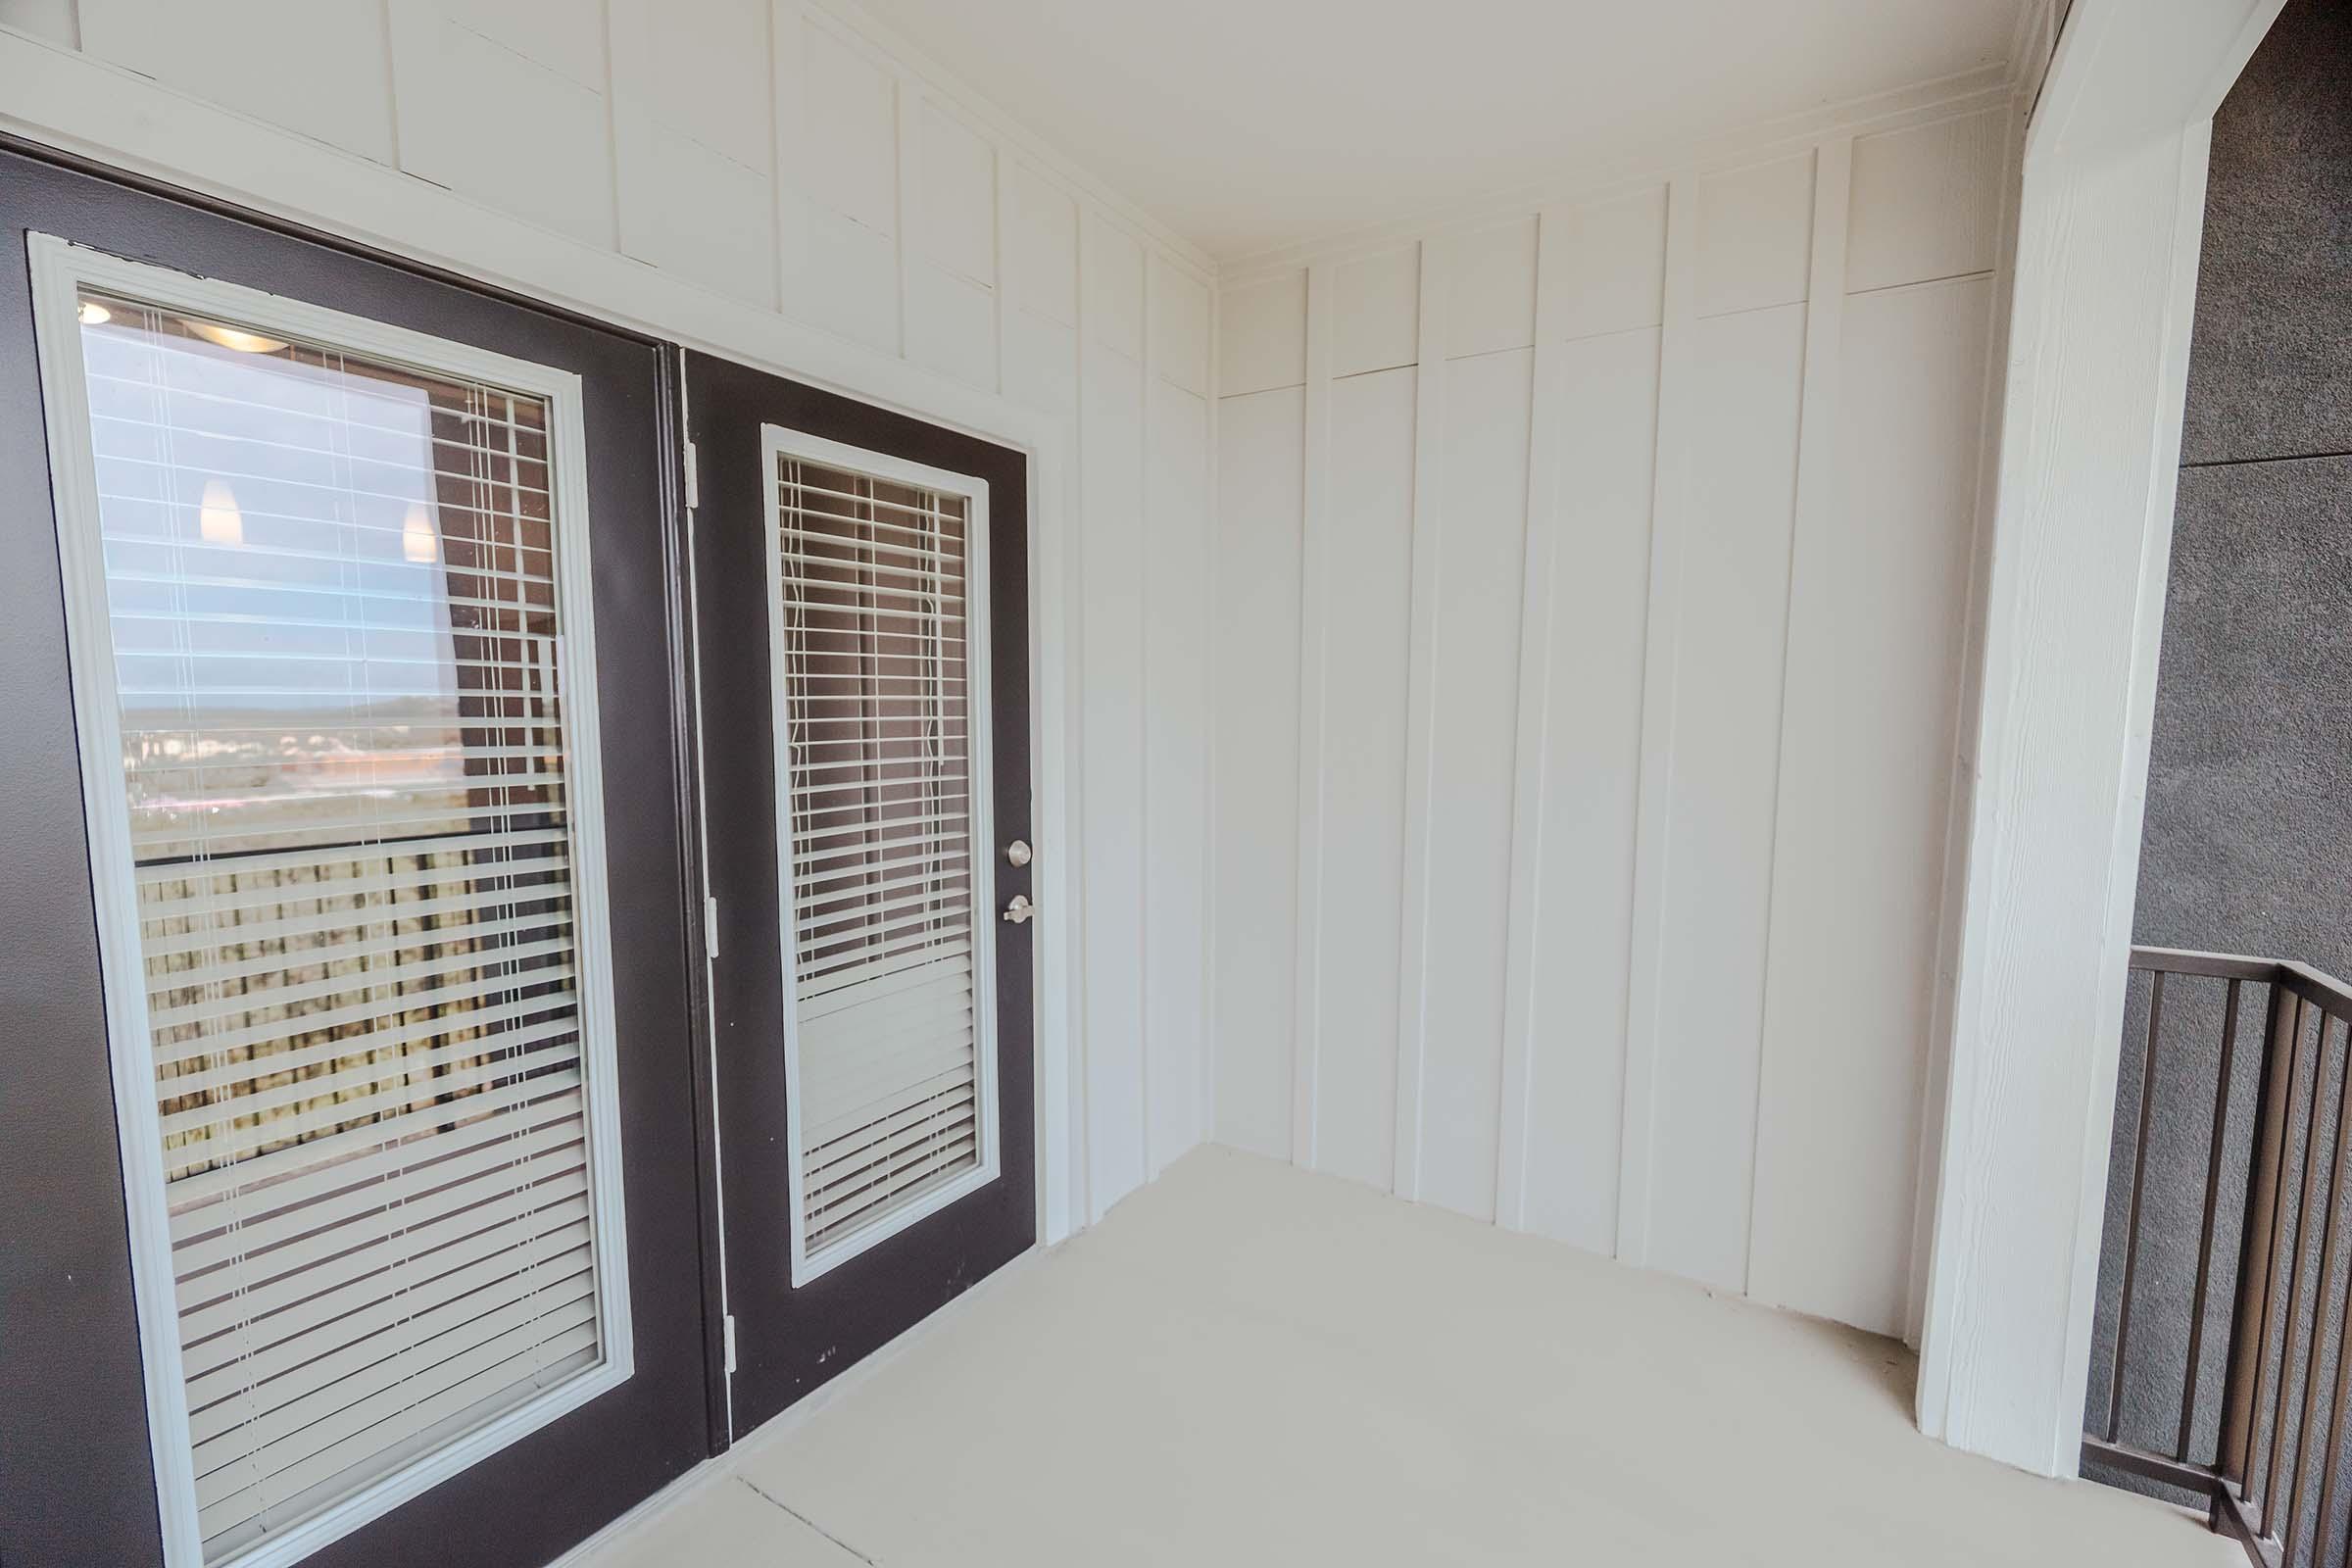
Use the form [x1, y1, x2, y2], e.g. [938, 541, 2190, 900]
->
[777, 455, 983, 1259]
[74, 293, 612, 1563]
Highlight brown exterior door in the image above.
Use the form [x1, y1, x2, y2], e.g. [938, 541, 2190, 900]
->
[683, 349, 1036, 1438]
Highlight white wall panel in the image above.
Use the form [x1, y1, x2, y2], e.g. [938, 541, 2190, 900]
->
[1083, 214, 1146, 357]
[1145, 383, 1212, 1175]
[1749, 274, 1993, 1333]
[394, 10, 618, 247]
[1694, 152, 1815, 317]
[803, 205, 899, 351]
[1003, 162, 1079, 323]
[1309, 365, 1418, 1190]
[642, 0, 772, 173]
[1212, 387, 1306, 1160]
[1150, 258, 1212, 396]
[1643, 300, 1807, 1292]
[1847, 110, 2005, 294]
[1219, 270, 1308, 396]
[1206, 116, 2003, 1334]
[1081, 342, 1149, 1213]
[0, 0, 76, 45]
[1554, 188, 1669, 340]
[1330, 245, 1419, 377]
[1519, 325, 1659, 1254]
[913, 100, 998, 285]
[81, 0, 396, 166]
[1414, 347, 1533, 1221]
[618, 118, 777, 306]
[1002, 307, 1079, 415]
[905, 262, 996, 386]
[797, 19, 897, 234]
[439, 0, 606, 88]
[1445, 215, 1540, 358]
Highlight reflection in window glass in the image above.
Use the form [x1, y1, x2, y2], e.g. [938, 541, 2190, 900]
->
[76, 292, 609, 1560]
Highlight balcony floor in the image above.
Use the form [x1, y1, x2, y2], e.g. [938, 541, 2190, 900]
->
[574, 1147, 2238, 1566]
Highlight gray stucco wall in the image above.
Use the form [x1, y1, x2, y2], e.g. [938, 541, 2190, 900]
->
[2085, 0, 2352, 1501]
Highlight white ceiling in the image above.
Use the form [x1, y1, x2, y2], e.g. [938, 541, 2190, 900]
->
[859, 0, 2029, 263]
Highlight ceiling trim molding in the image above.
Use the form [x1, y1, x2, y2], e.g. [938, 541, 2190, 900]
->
[1218, 60, 2017, 284]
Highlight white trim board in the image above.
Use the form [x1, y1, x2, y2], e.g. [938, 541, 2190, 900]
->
[26, 233, 637, 1568]
[0, 14, 1082, 1250]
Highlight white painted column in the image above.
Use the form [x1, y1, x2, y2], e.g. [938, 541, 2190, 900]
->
[1916, 0, 2285, 1477]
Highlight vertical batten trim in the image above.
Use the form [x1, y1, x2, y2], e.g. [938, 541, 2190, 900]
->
[1069, 213, 1096, 1224]
[1494, 204, 1571, 1231]
[1393, 235, 1450, 1201]
[892, 79, 918, 361]
[602, 0, 651, 255]
[1290, 262, 1336, 1166]
[990, 146, 1012, 397]
[1200, 283, 1223, 1154]
[1616, 178, 1699, 1265]
[74, 0, 164, 84]
[769, 1, 811, 310]
[1748, 137, 1852, 1294]
[1136, 259, 1157, 1176]
[381, 0, 439, 178]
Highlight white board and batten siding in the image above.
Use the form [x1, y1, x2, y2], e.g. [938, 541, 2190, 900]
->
[0, 0, 1218, 1230]
[1213, 105, 2012, 1341]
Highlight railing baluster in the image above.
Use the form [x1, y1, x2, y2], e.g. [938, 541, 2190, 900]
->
[2266, 1009, 2330, 1539]
[2180, 977, 2244, 1459]
[2283, 1013, 2352, 1564]
[2222, 981, 2297, 1497]
[2111, 971, 2169, 1443]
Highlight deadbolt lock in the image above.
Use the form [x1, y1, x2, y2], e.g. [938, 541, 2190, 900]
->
[1005, 839, 1033, 867]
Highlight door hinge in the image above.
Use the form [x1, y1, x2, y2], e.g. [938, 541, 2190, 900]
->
[723, 1313, 738, 1376]
[704, 893, 720, 959]
[683, 439, 700, 510]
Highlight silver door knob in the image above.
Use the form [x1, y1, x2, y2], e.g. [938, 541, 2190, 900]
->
[1005, 839, 1033, 867]
[1002, 894, 1037, 925]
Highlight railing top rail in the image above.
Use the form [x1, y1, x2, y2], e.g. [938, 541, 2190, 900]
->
[2278, 963, 2352, 1022]
[2129, 947, 2280, 982]
[2129, 947, 2352, 1022]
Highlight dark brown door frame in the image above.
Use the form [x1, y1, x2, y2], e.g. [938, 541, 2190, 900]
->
[0, 141, 729, 1567]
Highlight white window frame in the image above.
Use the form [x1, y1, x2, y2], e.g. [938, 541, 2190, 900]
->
[26, 231, 636, 1568]
[759, 423, 1002, 1288]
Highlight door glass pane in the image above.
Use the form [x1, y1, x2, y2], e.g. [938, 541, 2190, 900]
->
[70, 290, 614, 1562]
[772, 453, 992, 1276]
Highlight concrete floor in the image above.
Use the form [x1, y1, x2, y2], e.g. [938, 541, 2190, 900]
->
[573, 1147, 2242, 1566]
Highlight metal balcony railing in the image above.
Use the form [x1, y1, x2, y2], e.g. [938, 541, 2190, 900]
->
[2087, 948, 2352, 1567]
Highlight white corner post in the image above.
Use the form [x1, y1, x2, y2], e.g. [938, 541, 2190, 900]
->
[1915, 0, 2287, 1478]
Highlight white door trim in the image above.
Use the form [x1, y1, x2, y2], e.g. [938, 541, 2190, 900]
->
[756, 423, 1007, 1287]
